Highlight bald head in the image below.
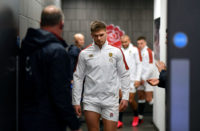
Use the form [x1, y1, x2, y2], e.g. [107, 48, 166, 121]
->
[121, 35, 131, 49]
[40, 5, 64, 27]
[74, 33, 85, 48]
[121, 35, 130, 41]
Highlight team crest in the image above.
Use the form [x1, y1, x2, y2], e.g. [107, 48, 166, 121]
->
[109, 53, 113, 57]
[89, 54, 93, 58]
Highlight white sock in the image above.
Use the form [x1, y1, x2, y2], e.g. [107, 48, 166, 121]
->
[138, 99, 146, 103]
[139, 115, 143, 119]
[149, 99, 154, 105]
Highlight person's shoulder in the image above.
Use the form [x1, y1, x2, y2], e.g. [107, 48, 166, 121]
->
[131, 45, 140, 53]
[108, 44, 121, 52]
[69, 45, 79, 50]
[47, 42, 66, 51]
[108, 44, 124, 58]
[44, 42, 67, 57]
[76, 44, 92, 58]
[68, 45, 80, 54]
[128, 44, 135, 50]
[68, 44, 75, 51]
[81, 44, 93, 53]
[146, 47, 153, 56]
[131, 44, 137, 49]
[142, 46, 150, 53]
[146, 47, 153, 52]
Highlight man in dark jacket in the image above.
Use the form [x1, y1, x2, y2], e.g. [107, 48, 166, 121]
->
[20, 5, 81, 131]
[68, 33, 85, 72]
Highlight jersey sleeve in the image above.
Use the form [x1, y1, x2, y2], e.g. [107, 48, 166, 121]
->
[142, 50, 155, 80]
[116, 49, 130, 100]
[134, 48, 142, 81]
[72, 52, 86, 105]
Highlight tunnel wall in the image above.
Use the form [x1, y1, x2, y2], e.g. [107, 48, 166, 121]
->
[19, 0, 62, 40]
[153, 0, 167, 131]
[62, 0, 154, 49]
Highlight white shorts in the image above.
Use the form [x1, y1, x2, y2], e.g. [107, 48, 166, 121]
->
[129, 81, 136, 93]
[137, 81, 154, 92]
[83, 103, 119, 122]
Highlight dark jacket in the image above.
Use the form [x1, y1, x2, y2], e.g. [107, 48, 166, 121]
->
[68, 45, 81, 72]
[20, 28, 80, 131]
[158, 70, 167, 88]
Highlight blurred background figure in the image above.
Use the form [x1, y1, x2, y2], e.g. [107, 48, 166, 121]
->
[137, 36, 155, 124]
[68, 33, 85, 72]
[118, 35, 142, 128]
[68, 33, 85, 126]
[0, 4, 18, 131]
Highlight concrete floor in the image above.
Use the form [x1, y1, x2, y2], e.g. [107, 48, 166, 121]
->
[67, 103, 156, 131]
[116, 113, 156, 131]
[78, 113, 156, 131]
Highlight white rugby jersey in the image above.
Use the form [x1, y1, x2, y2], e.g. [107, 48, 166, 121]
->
[121, 44, 142, 81]
[140, 46, 155, 80]
[72, 41, 130, 106]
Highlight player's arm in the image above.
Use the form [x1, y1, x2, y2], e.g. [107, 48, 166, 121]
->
[134, 48, 143, 87]
[142, 51, 155, 81]
[116, 49, 130, 112]
[72, 52, 86, 116]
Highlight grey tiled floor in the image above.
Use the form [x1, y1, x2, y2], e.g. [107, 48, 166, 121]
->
[79, 113, 156, 131]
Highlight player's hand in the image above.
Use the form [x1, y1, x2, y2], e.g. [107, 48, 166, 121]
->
[74, 105, 82, 117]
[119, 100, 128, 112]
[134, 81, 141, 88]
[147, 78, 159, 86]
[156, 61, 166, 72]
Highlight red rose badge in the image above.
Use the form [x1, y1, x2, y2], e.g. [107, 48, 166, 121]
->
[106, 24, 125, 48]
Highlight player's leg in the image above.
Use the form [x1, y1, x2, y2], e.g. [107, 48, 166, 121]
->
[102, 105, 118, 131]
[129, 82, 138, 111]
[129, 92, 139, 126]
[129, 81, 139, 126]
[137, 86, 146, 124]
[117, 90, 123, 128]
[102, 118, 117, 131]
[84, 111, 101, 131]
[84, 104, 101, 131]
[129, 93, 138, 112]
[145, 82, 154, 105]
[145, 91, 153, 104]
